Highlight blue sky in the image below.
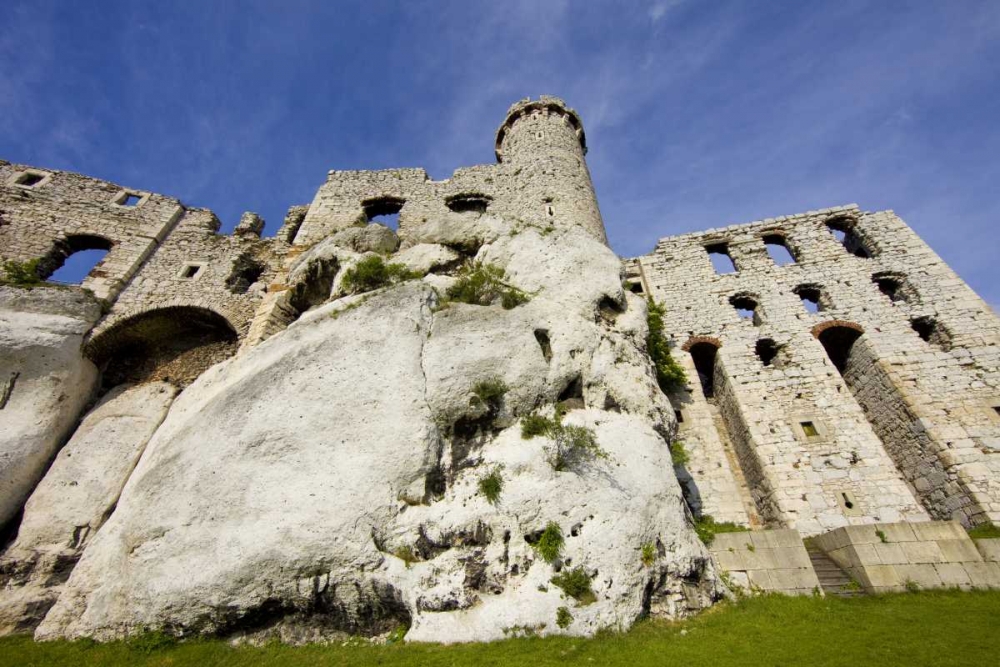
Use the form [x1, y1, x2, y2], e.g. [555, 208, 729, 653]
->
[2, 1, 998, 305]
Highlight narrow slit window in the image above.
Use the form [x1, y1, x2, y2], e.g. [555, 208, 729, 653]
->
[689, 342, 719, 399]
[801, 421, 819, 438]
[763, 234, 796, 265]
[706, 243, 737, 274]
[674, 409, 684, 424]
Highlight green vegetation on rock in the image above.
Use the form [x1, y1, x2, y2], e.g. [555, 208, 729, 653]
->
[550, 566, 596, 605]
[1, 258, 43, 287]
[445, 262, 529, 309]
[477, 465, 504, 505]
[341, 255, 420, 294]
[693, 515, 749, 546]
[532, 521, 564, 563]
[646, 299, 687, 393]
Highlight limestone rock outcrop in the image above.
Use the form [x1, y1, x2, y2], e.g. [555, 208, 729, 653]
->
[34, 221, 721, 643]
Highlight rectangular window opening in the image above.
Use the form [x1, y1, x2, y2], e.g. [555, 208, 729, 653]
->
[181, 265, 201, 279]
[16, 172, 45, 187]
[674, 409, 684, 424]
[763, 235, 797, 265]
[801, 421, 819, 438]
[122, 193, 142, 207]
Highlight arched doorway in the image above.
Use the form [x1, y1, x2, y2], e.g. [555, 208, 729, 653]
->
[86, 306, 238, 391]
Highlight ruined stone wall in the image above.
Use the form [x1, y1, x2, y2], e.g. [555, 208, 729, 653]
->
[0, 161, 184, 301]
[636, 204, 1000, 531]
[295, 97, 606, 248]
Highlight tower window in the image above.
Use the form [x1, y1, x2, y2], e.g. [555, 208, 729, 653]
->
[755, 338, 781, 367]
[362, 196, 405, 230]
[729, 294, 761, 325]
[705, 243, 737, 274]
[179, 264, 203, 279]
[800, 421, 819, 438]
[872, 272, 912, 304]
[13, 171, 49, 188]
[794, 285, 825, 313]
[763, 234, 797, 265]
[911, 316, 951, 350]
[445, 193, 491, 214]
[825, 216, 872, 258]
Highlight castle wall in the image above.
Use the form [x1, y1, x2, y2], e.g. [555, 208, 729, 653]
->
[636, 204, 1000, 531]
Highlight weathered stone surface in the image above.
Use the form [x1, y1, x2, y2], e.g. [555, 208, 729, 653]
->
[0, 287, 101, 528]
[330, 223, 400, 255]
[0, 381, 176, 633]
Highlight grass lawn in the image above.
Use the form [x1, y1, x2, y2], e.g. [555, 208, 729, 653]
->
[1, 590, 995, 667]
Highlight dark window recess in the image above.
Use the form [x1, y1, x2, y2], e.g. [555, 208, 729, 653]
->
[729, 294, 760, 325]
[801, 421, 819, 437]
[627, 281, 644, 294]
[794, 285, 824, 314]
[817, 325, 863, 374]
[533, 328, 552, 363]
[689, 342, 719, 399]
[825, 216, 872, 258]
[872, 273, 911, 304]
[181, 265, 201, 279]
[841, 493, 855, 510]
[226, 255, 266, 294]
[763, 234, 797, 265]
[674, 409, 684, 424]
[755, 338, 781, 367]
[911, 316, 951, 350]
[362, 196, 405, 230]
[994, 406, 1000, 418]
[705, 243, 737, 274]
[446, 193, 491, 214]
[16, 172, 45, 187]
[121, 193, 142, 207]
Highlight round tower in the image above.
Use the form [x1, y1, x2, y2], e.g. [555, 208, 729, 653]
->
[495, 96, 608, 244]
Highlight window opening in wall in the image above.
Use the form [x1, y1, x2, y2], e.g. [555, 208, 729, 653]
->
[729, 294, 761, 325]
[763, 234, 797, 265]
[755, 338, 780, 366]
[362, 196, 405, 230]
[180, 265, 201, 279]
[840, 492, 854, 510]
[994, 406, 1000, 418]
[40, 235, 113, 284]
[15, 172, 45, 188]
[825, 216, 871, 258]
[546, 204, 555, 217]
[817, 325, 863, 374]
[910, 316, 951, 350]
[689, 342, 719, 399]
[794, 285, 824, 314]
[445, 193, 491, 214]
[800, 421, 819, 438]
[872, 273, 909, 303]
[675, 409, 684, 424]
[705, 243, 736, 274]
[121, 193, 142, 207]
[627, 281, 644, 295]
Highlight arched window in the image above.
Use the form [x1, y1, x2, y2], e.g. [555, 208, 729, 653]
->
[688, 341, 720, 399]
[361, 196, 405, 230]
[825, 216, 872, 258]
[705, 243, 737, 274]
[794, 284, 827, 313]
[763, 234, 797, 265]
[729, 293, 762, 325]
[41, 235, 114, 284]
[816, 324, 864, 374]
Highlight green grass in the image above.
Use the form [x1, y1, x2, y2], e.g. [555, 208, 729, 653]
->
[669, 441, 690, 466]
[445, 262, 529, 309]
[340, 255, 420, 294]
[477, 465, 504, 505]
[693, 515, 749, 546]
[2, 591, 997, 666]
[533, 521, 564, 563]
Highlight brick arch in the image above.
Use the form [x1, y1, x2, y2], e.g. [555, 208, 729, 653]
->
[681, 335, 723, 352]
[811, 320, 864, 339]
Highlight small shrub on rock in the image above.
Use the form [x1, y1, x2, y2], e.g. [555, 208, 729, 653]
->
[533, 521, 564, 563]
[478, 465, 504, 505]
[521, 413, 558, 439]
[445, 262, 529, 309]
[472, 377, 507, 408]
[669, 441, 690, 466]
[551, 566, 596, 605]
[394, 545, 418, 568]
[520, 411, 607, 472]
[641, 542, 656, 567]
[646, 299, 687, 392]
[556, 606, 573, 629]
[1, 258, 42, 287]
[341, 255, 419, 294]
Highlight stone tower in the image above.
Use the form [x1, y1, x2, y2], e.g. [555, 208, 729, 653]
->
[495, 97, 607, 244]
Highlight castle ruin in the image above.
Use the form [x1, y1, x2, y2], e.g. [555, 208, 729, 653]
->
[1, 97, 999, 642]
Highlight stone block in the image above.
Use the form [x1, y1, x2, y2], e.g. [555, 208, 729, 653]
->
[895, 564, 943, 589]
[901, 541, 944, 564]
[974, 538, 1000, 562]
[910, 521, 966, 542]
[750, 531, 774, 550]
[711, 547, 745, 572]
[726, 570, 751, 590]
[768, 528, 806, 548]
[874, 522, 917, 543]
[857, 564, 901, 590]
[843, 524, 881, 545]
[770, 568, 821, 591]
[873, 543, 908, 565]
[747, 569, 773, 591]
[713, 531, 753, 551]
[772, 546, 813, 569]
[933, 563, 972, 588]
[851, 544, 881, 566]
[741, 546, 775, 570]
[964, 562, 1000, 588]
[826, 547, 854, 571]
[936, 539, 983, 563]
[813, 528, 847, 553]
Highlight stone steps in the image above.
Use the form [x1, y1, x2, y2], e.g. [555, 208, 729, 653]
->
[806, 545, 865, 597]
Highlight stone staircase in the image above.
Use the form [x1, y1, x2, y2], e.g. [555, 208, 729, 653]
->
[805, 543, 864, 597]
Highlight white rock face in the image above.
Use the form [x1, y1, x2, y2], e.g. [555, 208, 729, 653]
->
[0, 381, 177, 633]
[35, 222, 722, 643]
[0, 287, 101, 528]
